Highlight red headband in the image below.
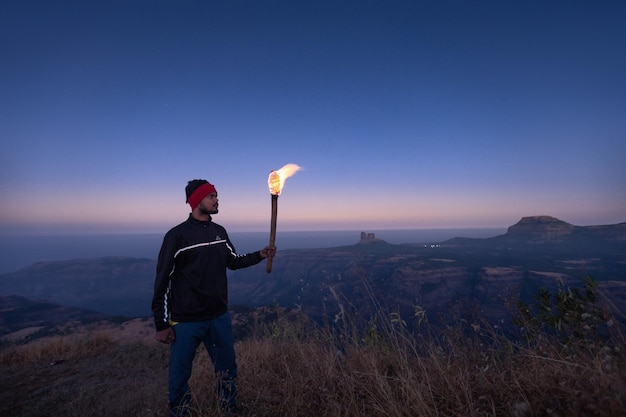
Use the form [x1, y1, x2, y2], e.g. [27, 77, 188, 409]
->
[188, 183, 217, 209]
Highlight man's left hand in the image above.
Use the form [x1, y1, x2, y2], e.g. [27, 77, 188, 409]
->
[260, 246, 276, 259]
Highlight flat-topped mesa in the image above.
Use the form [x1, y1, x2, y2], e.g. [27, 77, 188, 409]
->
[359, 232, 384, 244]
[506, 216, 575, 240]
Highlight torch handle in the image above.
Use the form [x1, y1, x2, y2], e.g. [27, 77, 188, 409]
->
[266, 194, 278, 273]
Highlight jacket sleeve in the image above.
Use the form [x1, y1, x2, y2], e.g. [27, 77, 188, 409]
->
[223, 232, 264, 270]
[151, 232, 177, 331]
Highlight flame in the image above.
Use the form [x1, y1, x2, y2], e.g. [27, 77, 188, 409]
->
[268, 163, 301, 195]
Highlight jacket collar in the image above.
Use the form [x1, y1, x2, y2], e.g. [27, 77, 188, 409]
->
[188, 213, 212, 226]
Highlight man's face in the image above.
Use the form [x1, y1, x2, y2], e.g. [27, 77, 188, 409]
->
[199, 192, 219, 215]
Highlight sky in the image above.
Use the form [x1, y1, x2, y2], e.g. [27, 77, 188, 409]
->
[1, 0, 625, 235]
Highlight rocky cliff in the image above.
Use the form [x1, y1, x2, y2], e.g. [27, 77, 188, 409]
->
[505, 215, 626, 242]
[506, 216, 576, 240]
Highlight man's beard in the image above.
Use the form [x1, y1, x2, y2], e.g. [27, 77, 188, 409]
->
[199, 203, 218, 215]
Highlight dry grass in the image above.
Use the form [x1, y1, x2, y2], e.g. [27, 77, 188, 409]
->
[1, 313, 624, 417]
[0, 333, 169, 417]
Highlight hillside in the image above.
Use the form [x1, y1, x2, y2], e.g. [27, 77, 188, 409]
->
[1, 302, 625, 417]
[1, 216, 625, 416]
[0, 295, 108, 341]
[228, 216, 626, 325]
[0, 257, 155, 317]
[1, 216, 625, 334]
[0, 295, 284, 347]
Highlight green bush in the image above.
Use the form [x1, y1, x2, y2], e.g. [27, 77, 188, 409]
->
[515, 276, 618, 346]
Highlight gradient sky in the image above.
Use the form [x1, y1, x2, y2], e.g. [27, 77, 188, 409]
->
[1, 0, 625, 234]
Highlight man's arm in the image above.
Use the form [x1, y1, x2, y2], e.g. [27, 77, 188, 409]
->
[151, 233, 177, 332]
[225, 236, 276, 270]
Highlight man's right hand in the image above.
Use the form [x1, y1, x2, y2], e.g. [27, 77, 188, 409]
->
[155, 327, 175, 344]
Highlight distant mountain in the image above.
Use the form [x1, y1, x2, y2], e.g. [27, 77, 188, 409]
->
[448, 216, 626, 244]
[1, 217, 624, 331]
[504, 215, 626, 242]
[0, 295, 121, 343]
[0, 257, 154, 317]
[506, 215, 577, 240]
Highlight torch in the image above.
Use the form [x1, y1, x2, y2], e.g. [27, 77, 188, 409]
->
[266, 163, 301, 273]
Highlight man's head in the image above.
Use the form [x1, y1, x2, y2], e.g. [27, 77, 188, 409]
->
[186, 179, 218, 216]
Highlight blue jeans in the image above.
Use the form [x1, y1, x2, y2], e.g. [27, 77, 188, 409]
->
[168, 312, 238, 416]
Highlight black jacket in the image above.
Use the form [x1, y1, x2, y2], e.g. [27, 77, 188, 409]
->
[151, 215, 263, 331]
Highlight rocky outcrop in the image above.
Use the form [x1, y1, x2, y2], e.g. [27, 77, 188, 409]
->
[506, 216, 576, 240]
[505, 216, 626, 242]
[359, 232, 384, 244]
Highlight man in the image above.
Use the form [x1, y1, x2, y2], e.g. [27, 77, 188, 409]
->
[152, 179, 275, 417]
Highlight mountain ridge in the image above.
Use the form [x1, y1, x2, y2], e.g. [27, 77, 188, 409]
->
[1, 216, 624, 338]
[445, 215, 626, 245]
[505, 215, 626, 241]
